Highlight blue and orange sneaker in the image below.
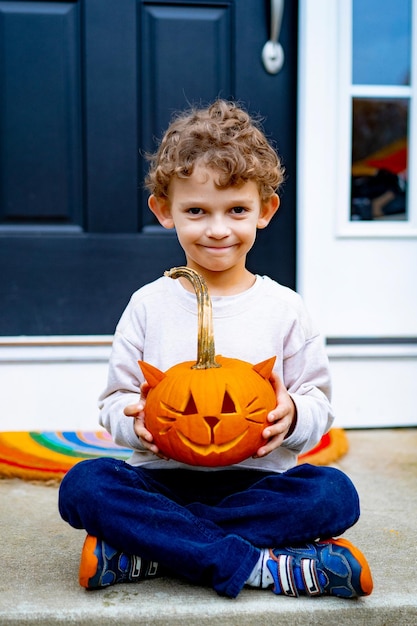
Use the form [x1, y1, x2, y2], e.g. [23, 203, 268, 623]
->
[79, 535, 159, 589]
[266, 538, 373, 598]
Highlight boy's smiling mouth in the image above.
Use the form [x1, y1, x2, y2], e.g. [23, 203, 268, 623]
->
[199, 243, 237, 251]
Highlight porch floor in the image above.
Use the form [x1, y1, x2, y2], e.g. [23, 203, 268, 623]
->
[1, 428, 417, 625]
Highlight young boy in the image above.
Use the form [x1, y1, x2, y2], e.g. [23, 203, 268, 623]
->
[59, 100, 373, 599]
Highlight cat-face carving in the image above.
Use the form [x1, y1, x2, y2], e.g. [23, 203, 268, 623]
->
[139, 355, 276, 467]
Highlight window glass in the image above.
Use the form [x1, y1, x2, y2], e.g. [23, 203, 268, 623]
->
[351, 98, 408, 221]
[350, 0, 410, 221]
[352, 0, 411, 86]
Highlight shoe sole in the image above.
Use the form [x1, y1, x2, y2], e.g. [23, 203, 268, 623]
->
[326, 537, 373, 596]
[79, 534, 99, 589]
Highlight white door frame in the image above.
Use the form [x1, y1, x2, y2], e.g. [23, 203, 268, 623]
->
[297, 0, 417, 428]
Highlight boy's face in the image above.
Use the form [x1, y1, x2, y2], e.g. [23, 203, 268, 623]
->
[149, 165, 279, 282]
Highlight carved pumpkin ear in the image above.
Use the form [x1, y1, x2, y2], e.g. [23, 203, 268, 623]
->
[138, 361, 166, 388]
[252, 356, 276, 380]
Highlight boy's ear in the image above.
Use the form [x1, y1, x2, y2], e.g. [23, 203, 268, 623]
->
[257, 194, 280, 229]
[148, 195, 175, 229]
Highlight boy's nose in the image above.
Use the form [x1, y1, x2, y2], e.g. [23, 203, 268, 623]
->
[206, 216, 231, 238]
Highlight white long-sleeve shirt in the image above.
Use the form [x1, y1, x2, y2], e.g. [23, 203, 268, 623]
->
[99, 274, 335, 473]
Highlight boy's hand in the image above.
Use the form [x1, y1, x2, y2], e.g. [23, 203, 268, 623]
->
[124, 383, 169, 459]
[254, 372, 297, 458]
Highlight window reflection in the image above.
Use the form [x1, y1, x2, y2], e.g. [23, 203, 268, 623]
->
[351, 99, 408, 221]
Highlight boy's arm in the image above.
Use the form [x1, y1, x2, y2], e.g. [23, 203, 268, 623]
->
[281, 333, 335, 455]
[98, 329, 148, 451]
[256, 332, 334, 459]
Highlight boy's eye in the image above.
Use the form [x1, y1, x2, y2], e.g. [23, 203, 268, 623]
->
[187, 207, 203, 215]
[231, 206, 247, 214]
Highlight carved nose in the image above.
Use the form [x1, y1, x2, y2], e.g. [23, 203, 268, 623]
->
[204, 415, 219, 444]
[204, 415, 219, 430]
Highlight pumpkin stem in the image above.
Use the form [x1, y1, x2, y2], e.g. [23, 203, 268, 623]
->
[165, 266, 221, 370]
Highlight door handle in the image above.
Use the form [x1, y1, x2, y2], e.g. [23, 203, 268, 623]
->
[262, 0, 285, 74]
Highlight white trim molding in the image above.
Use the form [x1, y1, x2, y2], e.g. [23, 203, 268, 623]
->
[0, 336, 112, 363]
[327, 342, 417, 428]
[0, 337, 112, 431]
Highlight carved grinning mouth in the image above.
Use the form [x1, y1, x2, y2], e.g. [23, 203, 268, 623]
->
[175, 427, 249, 456]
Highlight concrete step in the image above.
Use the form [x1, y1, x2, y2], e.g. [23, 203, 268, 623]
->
[1, 429, 417, 625]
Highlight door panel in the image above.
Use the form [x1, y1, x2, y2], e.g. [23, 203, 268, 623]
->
[83, 0, 139, 233]
[0, 2, 82, 226]
[0, 0, 297, 335]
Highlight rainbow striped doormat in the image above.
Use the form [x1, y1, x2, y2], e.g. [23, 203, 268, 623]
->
[0, 428, 348, 482]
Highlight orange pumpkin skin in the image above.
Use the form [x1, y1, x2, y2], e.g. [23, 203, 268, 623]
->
[139, 355, 277, 467]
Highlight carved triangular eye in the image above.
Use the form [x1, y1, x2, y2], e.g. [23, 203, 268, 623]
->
[221, 390, 236, 414]
[184, 393, 198, 415]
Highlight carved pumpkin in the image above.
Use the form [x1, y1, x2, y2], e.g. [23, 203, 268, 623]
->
[139, 266, 277, 467]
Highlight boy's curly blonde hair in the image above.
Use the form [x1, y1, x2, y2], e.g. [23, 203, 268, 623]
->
[145, 100, 284, 202]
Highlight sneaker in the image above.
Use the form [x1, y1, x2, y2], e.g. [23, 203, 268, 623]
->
[79, 535, 159, 589]
[267, 538, 373, 598]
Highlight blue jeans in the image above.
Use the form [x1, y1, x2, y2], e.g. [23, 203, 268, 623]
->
[58, 459, 360, 598]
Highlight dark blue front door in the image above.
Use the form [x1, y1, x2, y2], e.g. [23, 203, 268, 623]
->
[0, 0, 297, 335]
